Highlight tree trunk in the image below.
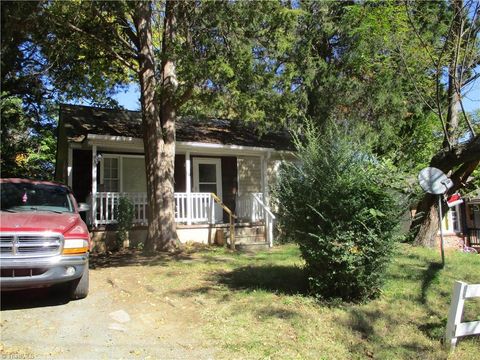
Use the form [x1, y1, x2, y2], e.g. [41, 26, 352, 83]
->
[444, 0, 462, 148]
[411, 138, 480, 246]
[134, 1, 163, 253]
[412, 195, 439, 247]
[157, 0, 178, 251]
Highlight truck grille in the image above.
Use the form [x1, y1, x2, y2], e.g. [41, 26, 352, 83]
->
[1, 268, 48, 277]
[0, 233, 63, 257]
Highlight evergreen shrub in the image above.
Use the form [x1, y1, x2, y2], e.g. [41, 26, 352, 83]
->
[273, 122, 403, 302]
[115, 197, 134, 250]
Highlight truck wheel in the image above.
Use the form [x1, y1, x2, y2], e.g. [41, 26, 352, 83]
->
[70, 262, 89, 300]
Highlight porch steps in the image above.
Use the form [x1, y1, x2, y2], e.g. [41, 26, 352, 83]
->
[176, 221, 270, 250]
[226, 224, 269, 251]
[235, 242, 270, 251]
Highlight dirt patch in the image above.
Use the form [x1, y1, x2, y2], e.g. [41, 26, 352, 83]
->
[1, 250, 217, 359]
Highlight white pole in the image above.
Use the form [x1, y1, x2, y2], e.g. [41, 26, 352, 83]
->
[67, 146, 73, 187]
[91, 145, 97, 227]
[186, 152, 191, 225]
[438, 195, 445, 267]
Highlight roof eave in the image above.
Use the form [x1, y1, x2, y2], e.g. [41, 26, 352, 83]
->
[84, 134, 293, 156]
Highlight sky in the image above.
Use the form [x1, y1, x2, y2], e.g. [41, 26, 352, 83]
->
[114, 84, 140, 111]
[462, 83, 480, 114]
[114, 82, 480, 114]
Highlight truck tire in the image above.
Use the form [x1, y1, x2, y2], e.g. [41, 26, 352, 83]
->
[70, 262, 89, 300]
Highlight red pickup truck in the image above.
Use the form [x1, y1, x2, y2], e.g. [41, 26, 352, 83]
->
[0, 178, 91, 299]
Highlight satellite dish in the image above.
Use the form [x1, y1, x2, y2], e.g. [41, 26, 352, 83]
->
[418, 167, 453, 195]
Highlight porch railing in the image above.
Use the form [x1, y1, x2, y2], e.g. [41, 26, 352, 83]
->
[88, 191, 276, 247]
[89, 192, 214, 226]
[467, 228, 480, 247]
[210, 193, 237, 250]
[252, 193, 276, 247]
[236, 192, 264, 222]
[174, 192, 212, 223]
[88, 192, 148, 226]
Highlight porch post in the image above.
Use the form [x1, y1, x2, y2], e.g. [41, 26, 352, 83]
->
[186, 151, 192, 225]
[257, 155, 265, 223]
[67, 146, 73, 187]
[264, 151, 271, 205]
[260, 154, 267, 199]
[91, 145, 97, 227]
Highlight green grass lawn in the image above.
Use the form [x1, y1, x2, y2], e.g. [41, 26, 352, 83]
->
[160, 243, 480, 359]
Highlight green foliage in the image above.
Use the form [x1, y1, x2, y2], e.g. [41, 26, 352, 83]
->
[41, 1, 135, 105]
[0, 93, 56, 179]
[291, 1, 446, 172]
[274, 121, 405, 302]
[1, 1, 58, 179]
[176, 0, 301, 129]
[115, 197, 134, 250]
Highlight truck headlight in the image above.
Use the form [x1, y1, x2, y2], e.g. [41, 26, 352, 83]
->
[63, 239, 89, 255]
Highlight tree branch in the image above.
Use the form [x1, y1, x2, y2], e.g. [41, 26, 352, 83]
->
[117, 15, 140, 51]
[430, 134, 480, 171]
[95, 10, 138, 55]
[176, 85, 194, 108]
[396, 46, 438, 115]
[448, 158, 480, 195]
[405, 0, 455, 149]
[61, 20, 137, 71]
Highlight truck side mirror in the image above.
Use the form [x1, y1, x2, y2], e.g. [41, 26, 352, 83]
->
[78, 203, 90, 212]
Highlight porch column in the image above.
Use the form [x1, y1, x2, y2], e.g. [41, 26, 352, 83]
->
[186, 151, 192, 225]
[67, 146, 73, 187]
[259, 154, 266, 223]
[91, 145, 97, 227]
[261, 154, 266, 198]
[264, 151, 271, 205]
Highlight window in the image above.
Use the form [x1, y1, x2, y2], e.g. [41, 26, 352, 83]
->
[122, 157, 146, 192]
[1, 182, 73, 213]
[103, 157, 119, 192]
[450, 206, 461, 233]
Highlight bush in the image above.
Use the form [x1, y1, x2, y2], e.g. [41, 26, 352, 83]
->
[273, 122, 404, 302]
[115, 197, 134, 250]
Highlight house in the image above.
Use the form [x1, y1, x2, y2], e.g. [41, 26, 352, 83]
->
[407, 193, 479, 250]
[464, 196, 480, 249]
[55, 104, 295, 249]
[428, 195, 480, 250]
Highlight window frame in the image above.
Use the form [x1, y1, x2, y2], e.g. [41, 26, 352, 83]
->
[100, 154, 146, 193]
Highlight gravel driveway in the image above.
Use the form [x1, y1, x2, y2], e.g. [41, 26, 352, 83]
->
[1, 255, 216, 360]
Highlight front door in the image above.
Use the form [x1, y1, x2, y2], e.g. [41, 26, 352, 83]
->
[193, 158, 223, 222]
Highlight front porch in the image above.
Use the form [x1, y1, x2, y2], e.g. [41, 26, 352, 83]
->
[69, 133, 286, 248]
[87, 191, 275, 247]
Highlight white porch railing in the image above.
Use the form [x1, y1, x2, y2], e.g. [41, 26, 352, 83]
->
[234, 192, 276, 247]
[252, 193, 276, 247]
[88, 192, 148, 226]
[88, 191, 276, 247]
[174, 192, 211, 223]
[236, 193, 264, 222]
[89, 192, 214, 226]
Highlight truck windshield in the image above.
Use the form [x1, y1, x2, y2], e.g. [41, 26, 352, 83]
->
[0, 182, 74, 213]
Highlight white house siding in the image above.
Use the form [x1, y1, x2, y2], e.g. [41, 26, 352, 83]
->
[265, 158, 282, 205]
[237, 156, 262, 195]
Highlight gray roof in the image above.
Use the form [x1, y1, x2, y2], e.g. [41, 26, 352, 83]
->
[59, 104, 294, 151]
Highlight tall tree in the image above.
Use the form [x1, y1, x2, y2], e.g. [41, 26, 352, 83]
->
[37, 0, 298, 251]
[290, 0, 442, 164]
[407, 0, 480, 246]
[1, 1, 56, 179]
